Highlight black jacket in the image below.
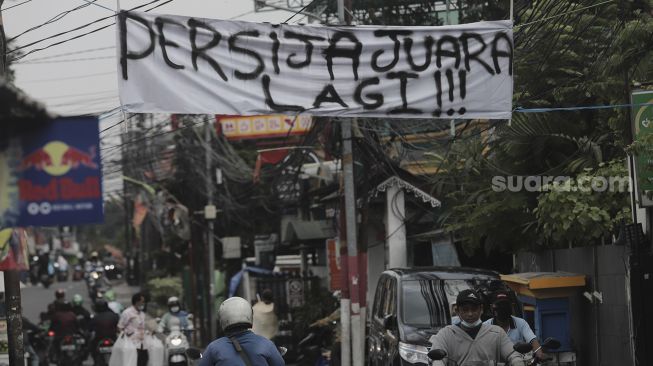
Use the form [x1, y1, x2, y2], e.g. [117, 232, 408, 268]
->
[90, 310, 120, 341]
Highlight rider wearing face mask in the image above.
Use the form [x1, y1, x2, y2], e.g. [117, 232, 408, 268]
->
[430, 289, 524, 366]
[484, 291, 544, 360]
[158, 297, 193, 338]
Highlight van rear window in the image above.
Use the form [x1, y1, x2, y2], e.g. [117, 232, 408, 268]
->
[401, 279, 504, 328]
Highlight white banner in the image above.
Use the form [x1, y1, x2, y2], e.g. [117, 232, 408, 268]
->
[117, 11, 513, 119]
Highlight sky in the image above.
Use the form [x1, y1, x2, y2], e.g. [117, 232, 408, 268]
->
[2, 0, 306, 196]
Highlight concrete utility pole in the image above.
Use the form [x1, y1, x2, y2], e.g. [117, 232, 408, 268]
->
[338, 1, 364, 365]
[1, 6, 26, 366]
[342, 119, 363, 366]
[335, 2, 351, 365]
[4, 271, 24, 366]
[0, 0, 6, 75]
[204, 117, 216, 340]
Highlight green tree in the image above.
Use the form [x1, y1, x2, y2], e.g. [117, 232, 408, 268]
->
[435, 0, 652, 252]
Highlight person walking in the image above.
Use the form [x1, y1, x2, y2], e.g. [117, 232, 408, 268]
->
[252, 289, 278, 340]
[118, 293, 148, 366]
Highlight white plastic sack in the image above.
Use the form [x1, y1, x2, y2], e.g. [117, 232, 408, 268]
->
[109, 334, 138, 366]
[144, 334, 165, 366]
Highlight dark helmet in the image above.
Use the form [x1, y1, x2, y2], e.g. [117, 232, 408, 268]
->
[55, 288, 66, 300]
[94, 299, 109, 313]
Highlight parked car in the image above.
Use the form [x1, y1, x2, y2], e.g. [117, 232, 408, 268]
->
[367, 267, 514, 366]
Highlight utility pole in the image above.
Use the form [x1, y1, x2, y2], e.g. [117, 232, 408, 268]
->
[0, 0, 6, 75]
[336, 2, 350, 365]
[204, 117, 216, 340]
[4, 271, 24, 366]
[1, 6, 26, 366]
[337, 2, 364, 365]
[342, 119, 363, 366]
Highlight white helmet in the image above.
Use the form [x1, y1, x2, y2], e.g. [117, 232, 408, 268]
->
[167, 296, 180, 306]
[218, 297, 252, 332]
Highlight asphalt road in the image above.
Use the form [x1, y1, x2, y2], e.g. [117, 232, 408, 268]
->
[21, 278, 92, 324]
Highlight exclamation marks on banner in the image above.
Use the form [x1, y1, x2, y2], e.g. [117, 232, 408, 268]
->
[433, 69, 467, 117]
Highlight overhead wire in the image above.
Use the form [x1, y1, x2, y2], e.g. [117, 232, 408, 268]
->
[8, 0, 172, 60]
[9, 0, 104, 42]
[1, 0, 33, 12]
[515, 0, 614, 29]
[20, 70, 115, 83]
[16, 46, 115, 61]
[17, 55, 115, 64]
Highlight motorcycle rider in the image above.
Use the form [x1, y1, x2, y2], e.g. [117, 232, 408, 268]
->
[484, 290, 545, 360]
[104, 289, 124, 315]
[47, 288, 68, 320]
[49, 301, 80, 363]
[72, 294, 92, 330]
[56, 251, 69, 277]
[158, 297, 192, 338]
[23, 316, 41, 366]
[90, 299, 120, 364]
[199, 297, 285, 366]
[50, 301, 79, 337]
[85, 251, 102, 272]
[429, 289, 524, 366]
[37, 251, 51, 278]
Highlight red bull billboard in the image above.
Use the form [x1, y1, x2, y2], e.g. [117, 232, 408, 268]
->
[13, 117, 103, 226]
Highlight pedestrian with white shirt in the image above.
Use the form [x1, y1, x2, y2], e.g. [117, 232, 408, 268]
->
[118, 293, 148, 366]
[484, 290, 545, 360]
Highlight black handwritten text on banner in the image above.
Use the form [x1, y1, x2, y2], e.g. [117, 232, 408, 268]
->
[117, 11, 513, 119]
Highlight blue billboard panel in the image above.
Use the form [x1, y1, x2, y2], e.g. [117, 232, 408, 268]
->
[16, 117, 103, 226]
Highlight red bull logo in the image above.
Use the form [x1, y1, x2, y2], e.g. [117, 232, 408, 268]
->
[19, 141, 101, 203]
[21, 141, 97, 175]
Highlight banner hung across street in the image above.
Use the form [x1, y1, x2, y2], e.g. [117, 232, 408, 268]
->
[117, 11, 513, 119]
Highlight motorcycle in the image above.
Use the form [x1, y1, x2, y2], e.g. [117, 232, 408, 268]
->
[51, 333, 86, 366]
[295, 321, 337, 366]
[72, 264, 84, 281]
[185, 346, 287, 362]
[87, 267, 112, 303]
[513, 337, 562, 365]
[94, 338, 115, 366]
[40, 261, 55, 289]
[164, 325, 190, 366]
[26, 329, 53, 366]
[29, 255, 41, 285]
[53, 262, 68, 282]
[427, 337, 562, 366]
